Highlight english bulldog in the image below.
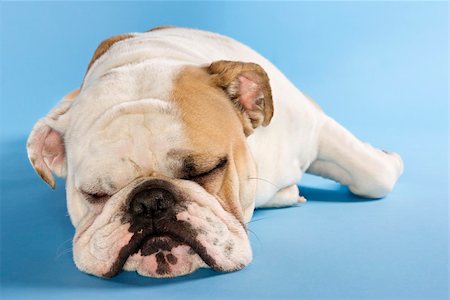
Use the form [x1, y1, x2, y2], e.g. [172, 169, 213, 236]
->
[27, 27, 404, 278]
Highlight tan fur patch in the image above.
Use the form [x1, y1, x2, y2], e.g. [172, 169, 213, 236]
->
[146, 25, 176, 32]
[85, 34, 134, 74]
[171, 66, 253, 223]
[64, 89, 80, 100]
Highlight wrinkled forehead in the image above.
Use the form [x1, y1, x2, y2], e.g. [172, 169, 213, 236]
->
[66, 59, 184, 139]
[68, 99, 189, 191]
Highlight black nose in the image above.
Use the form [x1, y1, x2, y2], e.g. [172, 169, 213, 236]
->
[129, 188, 175, 218]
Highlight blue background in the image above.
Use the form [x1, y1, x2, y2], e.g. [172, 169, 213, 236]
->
[1, 2, 448, 299]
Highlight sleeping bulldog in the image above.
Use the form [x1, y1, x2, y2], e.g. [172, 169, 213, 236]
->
[27, 26, 403, 278]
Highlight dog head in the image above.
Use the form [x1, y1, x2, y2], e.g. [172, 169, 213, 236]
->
[26, 35, 273, 278]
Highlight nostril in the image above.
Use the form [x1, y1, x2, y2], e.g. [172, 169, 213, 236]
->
[129, 188, 175, 218]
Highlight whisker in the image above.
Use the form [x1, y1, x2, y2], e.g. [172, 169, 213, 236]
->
[55, 238, 72, 249]
[55, 248, 73, 260]
[55, 238, 73, 260]
[247, 177, 280, 189]
[246, 217, 270, 224]
[247, 228, 261, 244]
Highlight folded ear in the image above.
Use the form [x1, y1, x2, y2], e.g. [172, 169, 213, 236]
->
[26, 89, 79, 189]
[207, 60, 274, 135]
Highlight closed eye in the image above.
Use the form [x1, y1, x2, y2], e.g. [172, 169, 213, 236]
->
[82, 191, 110, 202]
[185, 157, 228, 180]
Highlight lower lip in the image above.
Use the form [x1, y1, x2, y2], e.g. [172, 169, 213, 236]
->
[140, 235, 184, 256]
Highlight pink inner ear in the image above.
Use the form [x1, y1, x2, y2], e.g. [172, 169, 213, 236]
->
[238, 75, 262, 111]
[42, 129, 66, 175]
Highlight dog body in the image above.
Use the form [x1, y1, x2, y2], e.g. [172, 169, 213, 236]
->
[27, 27, 403, 278]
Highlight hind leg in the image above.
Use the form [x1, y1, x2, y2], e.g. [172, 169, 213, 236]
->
[307, 116, 404, 198]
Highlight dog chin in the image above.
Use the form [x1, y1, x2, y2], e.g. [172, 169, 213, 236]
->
[122, 236, 208, 278]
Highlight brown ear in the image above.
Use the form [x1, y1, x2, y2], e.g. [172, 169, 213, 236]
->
[26, 89, 78, 189]
[207, 60, 274, 135]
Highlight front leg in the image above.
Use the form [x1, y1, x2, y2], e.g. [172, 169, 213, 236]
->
[307, 116, 404, 198]
[259, 184, 306, 208]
